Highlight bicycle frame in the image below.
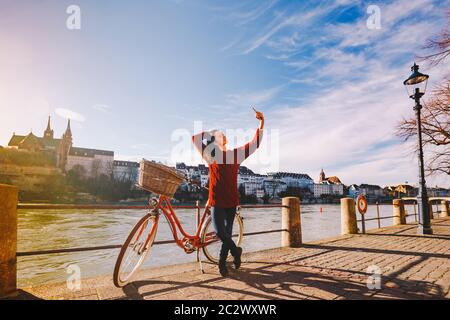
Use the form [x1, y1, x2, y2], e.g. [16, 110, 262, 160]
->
[152, 195, 216, 250]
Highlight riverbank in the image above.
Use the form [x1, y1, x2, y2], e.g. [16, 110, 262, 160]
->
[13, 218, 450, 300]
[16, 203, 416, 287]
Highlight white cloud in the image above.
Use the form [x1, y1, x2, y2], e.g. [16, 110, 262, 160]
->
[241, 1, 355, 54]
[219, 37, 242, 52]
[230, 0, 279, 26]
[92, 104, 110, 113]
[226, 86, 282, 106]
[331, 0, 438, 48]
[55, 108, 85, 122]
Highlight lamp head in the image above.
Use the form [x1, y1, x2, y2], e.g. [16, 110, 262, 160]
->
[403, 63, 429, 99]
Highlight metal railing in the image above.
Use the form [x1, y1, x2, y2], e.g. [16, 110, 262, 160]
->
[16, 202, 287, 257]
[356, 202, 418, 234]
[356, 196, 449, 234]
[402, 197, 447, 218]
[402, 196, 450, 202]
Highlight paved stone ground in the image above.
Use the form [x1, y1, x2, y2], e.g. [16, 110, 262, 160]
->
[13, 218, 450, 300]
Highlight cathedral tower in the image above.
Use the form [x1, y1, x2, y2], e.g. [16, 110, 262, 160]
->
[63, 119, 72, 143]
[57, 119, 73, 172]
[43, 116, 54, 139]
[319, 168, 326, 183]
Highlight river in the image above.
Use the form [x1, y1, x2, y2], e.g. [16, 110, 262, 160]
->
[17, 203, 418, 287]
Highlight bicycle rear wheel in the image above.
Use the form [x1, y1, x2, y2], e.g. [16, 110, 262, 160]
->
[201, 214, 243, 264]
[113, 213, 159, 287]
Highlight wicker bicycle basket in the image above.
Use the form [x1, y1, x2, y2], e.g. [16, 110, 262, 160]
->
[138, 159, 185, 198]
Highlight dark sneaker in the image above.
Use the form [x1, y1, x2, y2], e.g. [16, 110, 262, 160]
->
[219, 261, 228, 277]
[233, 247, 243, 269]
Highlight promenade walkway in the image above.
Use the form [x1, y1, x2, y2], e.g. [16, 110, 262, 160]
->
[16, 218, 450, 300]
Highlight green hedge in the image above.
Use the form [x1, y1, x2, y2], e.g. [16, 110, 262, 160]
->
[0, 148, 56, 167]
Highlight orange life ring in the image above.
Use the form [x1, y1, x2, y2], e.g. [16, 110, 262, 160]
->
[357, 195, 368, 214]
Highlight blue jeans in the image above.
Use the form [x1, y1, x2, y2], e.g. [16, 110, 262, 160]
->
[211, 207, 238, 262]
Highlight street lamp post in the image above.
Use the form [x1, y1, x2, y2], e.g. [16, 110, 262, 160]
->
[403, 63, 432, 235]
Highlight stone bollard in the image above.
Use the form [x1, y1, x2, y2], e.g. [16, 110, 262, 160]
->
[341, 198, 357, 235]
[393, 199, 406, 225]
[441, 200, 449, 218]
[281, 197, 301, 247]
[0, 184, 18, 298]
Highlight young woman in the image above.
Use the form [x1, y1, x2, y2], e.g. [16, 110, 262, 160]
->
[192, 108, 264, 276]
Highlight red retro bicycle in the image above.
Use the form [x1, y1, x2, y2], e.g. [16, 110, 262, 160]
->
[113, 160, 244, 288]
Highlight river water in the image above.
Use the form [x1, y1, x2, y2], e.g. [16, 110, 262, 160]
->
[17, 203, 418, 287]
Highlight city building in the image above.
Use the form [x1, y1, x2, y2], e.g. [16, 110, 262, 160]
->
[176, 162, 202, 185]
[243, 181, 264, 197]
[428, 187, 450, 197]
[313, 182, 344, 197]
[113, 160, 139, 183]
[358, 184, 384, 201]
[238, 166, 266, 196]
[8, 117, 75, 171]
[175, 163, 313, 199]
[255, 189, 265, 198]
[264, 179, 287, 197]
[66, 147, 114, 177]
[267, 172, 314, 189]
[319, 168, 342, 184]
[198, 164, 209, 187]
[348, 184, 360, 197]
[314, 169, 344, 197]
[6, 116, 141, 178]
[385, 184, 417, 198]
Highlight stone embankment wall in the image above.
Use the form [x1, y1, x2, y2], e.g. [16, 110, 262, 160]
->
[0, 164, 61, 192]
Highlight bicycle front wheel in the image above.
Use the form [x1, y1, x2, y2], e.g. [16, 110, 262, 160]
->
[113, 213, 159, 287]
[201, 214, 244, 264]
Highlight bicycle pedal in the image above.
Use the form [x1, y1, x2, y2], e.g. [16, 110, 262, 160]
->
[183, 239, 195, 253]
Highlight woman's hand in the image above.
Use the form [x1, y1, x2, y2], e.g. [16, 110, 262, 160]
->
[253, 107, 264, 120]
[252, 107, 264, 129]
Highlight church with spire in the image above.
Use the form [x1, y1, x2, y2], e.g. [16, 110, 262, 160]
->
[7, 116, 114, 174]
[319, 168, 342, 185]
[313, 168, 344, 198]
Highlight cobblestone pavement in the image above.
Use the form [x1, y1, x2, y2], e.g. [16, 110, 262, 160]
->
[15, 218, 450, 300]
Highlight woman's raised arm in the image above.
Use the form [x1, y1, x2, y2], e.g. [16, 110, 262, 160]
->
[234, 109, 264, 164]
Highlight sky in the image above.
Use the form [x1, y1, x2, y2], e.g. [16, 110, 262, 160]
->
[0, 0, 449, 187]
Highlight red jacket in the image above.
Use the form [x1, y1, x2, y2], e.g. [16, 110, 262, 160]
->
[192, 129, 263, 208]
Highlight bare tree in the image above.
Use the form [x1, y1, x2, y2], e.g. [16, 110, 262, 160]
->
[396, 11, 450, 176]
[397, 81, 450, 175]
[90, 159, 102, 179]
[126, 165, 136, 182]
[417, 10, 450, 66]
[106, 160, 115, 180]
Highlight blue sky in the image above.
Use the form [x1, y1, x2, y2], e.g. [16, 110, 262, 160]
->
[0, 0, 449, 186]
